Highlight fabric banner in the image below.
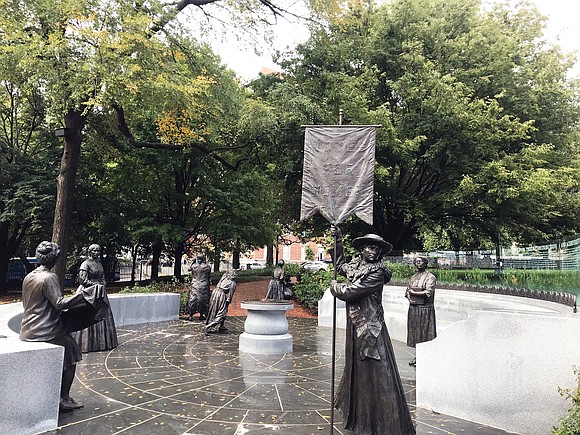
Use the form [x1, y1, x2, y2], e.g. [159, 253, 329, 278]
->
[300, 126, 376, 225]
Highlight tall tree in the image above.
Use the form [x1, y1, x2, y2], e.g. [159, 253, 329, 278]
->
[0, 0, 338, 282]
[0, 66, 55, 287]
[259, 0, 580, 250]
[205, 168, 280, 270]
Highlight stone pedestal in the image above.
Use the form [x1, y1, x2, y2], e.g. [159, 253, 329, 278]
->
[0, 338, 64, 435]
[239, 300, 293, 354]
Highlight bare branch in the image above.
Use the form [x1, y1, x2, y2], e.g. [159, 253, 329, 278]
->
[111, 102, 262, 170]
[171, 0, 314, 23]
[111, 102, 183, 150]
[172, 0, 220, 11]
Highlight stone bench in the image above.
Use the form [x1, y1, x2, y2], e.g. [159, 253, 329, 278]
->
[0, 292, 180, 435]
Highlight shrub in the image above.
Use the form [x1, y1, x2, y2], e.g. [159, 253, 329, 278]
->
[283, 263, 303, 282]
[382, 263, 579, 295]
[499, 269, 580, 293]
[386, 262, 415, 282]
[552, 368, 580, 434]
[120, 280, 181, 294]
[120, 279, 189, 313]
[292, 269, 334, 310]
[422, 268, 579, 294]
[212, 268, 272, 283]
[179, 290, 188, 313]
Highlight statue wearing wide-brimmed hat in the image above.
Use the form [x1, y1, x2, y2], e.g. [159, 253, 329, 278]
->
[329, 226, 416, 435]
[351, 233, 393, 255]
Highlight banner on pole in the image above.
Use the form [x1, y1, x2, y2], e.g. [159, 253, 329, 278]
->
[300, 126, 377, 225]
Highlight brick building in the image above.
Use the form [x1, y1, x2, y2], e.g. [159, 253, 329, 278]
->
[246, 234, 330, 266]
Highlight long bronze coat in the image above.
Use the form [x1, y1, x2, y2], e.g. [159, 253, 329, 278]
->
[406, 270, 437, 347]
[206, 273, 237, 330]
[187, 261, 211, 316]
[331, 242, 415, 435]
[265, 265, 285, 300]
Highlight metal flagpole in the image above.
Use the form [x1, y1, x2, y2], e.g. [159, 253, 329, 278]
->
[329, 109, 343, 435]
[300, 111, 379, 434]
[330, 232, 337, 435]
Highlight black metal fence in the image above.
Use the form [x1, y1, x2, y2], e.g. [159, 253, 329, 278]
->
[386, 236, 580, 271]
[116, 263, 185, 282]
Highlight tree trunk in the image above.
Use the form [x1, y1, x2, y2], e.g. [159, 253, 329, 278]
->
[52, 109, 86, 286]
[151, 241, 163, 280]
[213, 247, 221, 272]
[232, 243, 240, 269]
[100, 254, 109, 280]
[173, 243, 184, 279]
[266, 245, 274, 266]
[0, 259, 8, 293]
[101, 245, 115, 282]
[130, 244, 139, 283]
[0, 222, 10, 290]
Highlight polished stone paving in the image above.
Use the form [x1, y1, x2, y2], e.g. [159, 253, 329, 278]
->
[54, 318, 515, 434]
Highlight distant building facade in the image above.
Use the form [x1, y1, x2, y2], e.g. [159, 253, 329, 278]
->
[246, 234, 330, 266]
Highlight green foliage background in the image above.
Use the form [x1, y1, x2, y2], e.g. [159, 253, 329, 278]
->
[552, 368, 580, 435]
[292, 269, 337, 310]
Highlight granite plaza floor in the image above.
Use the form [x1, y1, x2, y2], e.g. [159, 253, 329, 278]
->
[54, 317, 516, 435]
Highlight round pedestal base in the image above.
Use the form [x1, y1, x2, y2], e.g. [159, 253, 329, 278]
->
[239, 332, 293, 355]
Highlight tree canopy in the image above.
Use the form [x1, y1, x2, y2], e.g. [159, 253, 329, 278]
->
[1, 0, 579, 287]
[251, 0, 580, 251]
[0, 0, 338, 281]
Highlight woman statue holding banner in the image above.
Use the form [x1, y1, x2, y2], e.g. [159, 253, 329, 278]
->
[330, 226, 415, 435]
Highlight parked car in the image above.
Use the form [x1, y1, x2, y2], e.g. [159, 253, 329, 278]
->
[301, 261, 330, 272]
[247, 262, 266, 270]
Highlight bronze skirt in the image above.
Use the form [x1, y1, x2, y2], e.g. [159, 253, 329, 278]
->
[407, 304, 436, 347]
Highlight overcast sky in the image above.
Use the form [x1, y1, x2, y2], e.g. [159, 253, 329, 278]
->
[211, 0, 580, 80]
[532, 0, 580, 65]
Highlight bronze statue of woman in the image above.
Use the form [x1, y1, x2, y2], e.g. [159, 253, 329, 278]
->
[405, 256, 437, 367]
[265, 259, 286, 300]
[187, 253, 212, 320]
[330, 226, 415, 435]
[71, 244, 118, 352]
[204, 270, 237, 335]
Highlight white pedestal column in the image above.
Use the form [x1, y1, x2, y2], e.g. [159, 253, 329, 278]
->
[239, 300, 293, 355]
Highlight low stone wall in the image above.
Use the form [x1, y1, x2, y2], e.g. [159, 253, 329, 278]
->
[0, 292, 180, 435]
[108, 293, 180, 326]
[318, 285, 571, 342]
[417, 310, 580, 434]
